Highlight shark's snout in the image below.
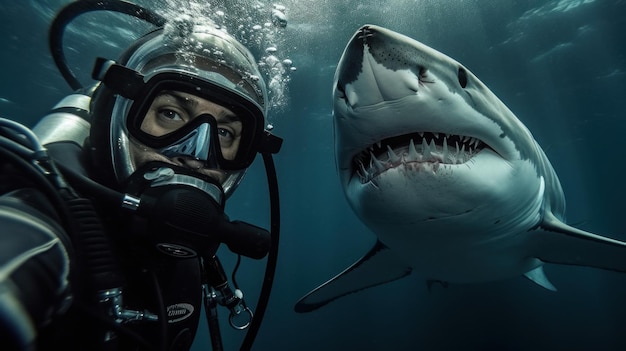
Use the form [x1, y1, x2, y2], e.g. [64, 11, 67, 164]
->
[335, 25, 428, 109]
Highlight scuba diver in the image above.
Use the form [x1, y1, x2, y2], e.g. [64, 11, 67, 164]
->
[0, 1, 282, 350]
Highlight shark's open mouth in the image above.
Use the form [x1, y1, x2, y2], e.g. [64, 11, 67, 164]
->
[353, 132, 491, 183]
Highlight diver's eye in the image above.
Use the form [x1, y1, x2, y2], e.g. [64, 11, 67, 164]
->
[217, 127, 235, 144]
[458, 67, 468, 88]
[218, 127, 232, 137]
[159, 109, 184, 121]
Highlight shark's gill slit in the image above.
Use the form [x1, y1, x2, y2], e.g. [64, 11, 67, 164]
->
[353, 132, 491, 182]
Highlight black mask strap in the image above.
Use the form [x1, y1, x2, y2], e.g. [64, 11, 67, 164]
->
[92, 58, 146, 100]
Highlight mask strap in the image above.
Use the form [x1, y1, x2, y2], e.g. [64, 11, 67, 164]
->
[92, 57, 145, 99]
[257, 130, 283, 154]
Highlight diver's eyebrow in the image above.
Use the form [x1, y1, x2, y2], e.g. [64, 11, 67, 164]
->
[157, 90, 241, 121]
[219, 113, 241, 123]
[159, 90, 198, 110]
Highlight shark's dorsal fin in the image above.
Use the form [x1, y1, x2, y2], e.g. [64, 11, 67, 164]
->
[294, 240, 412, 313]
[524, 265, 557, 291]
[532, 211, 626, 272]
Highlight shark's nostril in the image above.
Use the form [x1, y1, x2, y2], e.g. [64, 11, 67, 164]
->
[418, 66, 434, 85]
[419, 66, 427, 77]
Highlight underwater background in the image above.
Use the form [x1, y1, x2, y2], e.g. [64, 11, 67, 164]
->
[1, 0, 625, 350]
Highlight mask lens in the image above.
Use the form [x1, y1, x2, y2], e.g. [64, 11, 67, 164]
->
[126, 77, 263, 170]
[132, 89, 247, 168]
[139, 92, 197, 137]
[155, 122, 213, 162]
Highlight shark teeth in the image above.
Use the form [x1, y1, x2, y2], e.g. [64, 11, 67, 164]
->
[354, 131, 488, 184]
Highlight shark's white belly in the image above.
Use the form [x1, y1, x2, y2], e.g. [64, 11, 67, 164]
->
[380, 224, 543, 283]
[348, 154, 546, 283]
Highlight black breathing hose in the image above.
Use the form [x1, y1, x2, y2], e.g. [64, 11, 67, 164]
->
[0, 145, 76, 248]
[205, 288, 224, 351]
[54, 161, 127, 207]
[49, 0, 165, 90]
[239, 153, 280, 351]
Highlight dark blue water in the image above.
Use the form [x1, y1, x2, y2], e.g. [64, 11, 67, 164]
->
[2, 1, 625, 350]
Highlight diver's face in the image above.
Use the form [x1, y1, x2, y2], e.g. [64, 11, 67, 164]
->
[130, 91, 242, 184]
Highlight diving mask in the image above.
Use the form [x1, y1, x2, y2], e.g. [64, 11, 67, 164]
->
[95, 61, 265, 174]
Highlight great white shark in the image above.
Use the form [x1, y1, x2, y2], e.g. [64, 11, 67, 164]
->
[295, 25, 626, 313]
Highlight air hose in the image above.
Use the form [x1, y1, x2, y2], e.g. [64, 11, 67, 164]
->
[65, 198, 122, 292]
[49, 0, 165, 90]
[239, 152, 280, 351]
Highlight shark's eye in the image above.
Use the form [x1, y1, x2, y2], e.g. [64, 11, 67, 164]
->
[458, 67, 468, 88]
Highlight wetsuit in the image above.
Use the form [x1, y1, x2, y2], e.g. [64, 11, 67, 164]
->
[0, 141, 203, 351]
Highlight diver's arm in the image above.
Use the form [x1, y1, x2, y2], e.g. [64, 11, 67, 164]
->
[0, 189, 73, 350]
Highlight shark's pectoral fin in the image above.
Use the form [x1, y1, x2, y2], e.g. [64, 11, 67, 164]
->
[524, 265, 557, 291]
[532, 212, 626, 272]
[294, 240, 411, 313]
